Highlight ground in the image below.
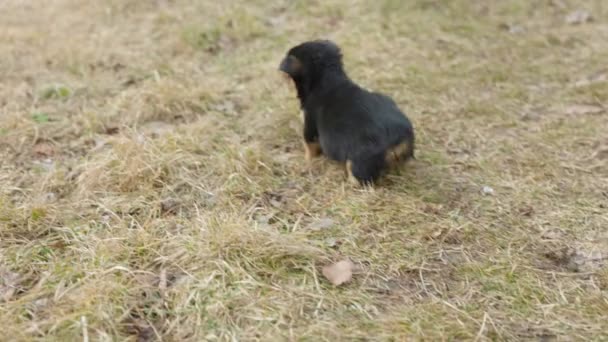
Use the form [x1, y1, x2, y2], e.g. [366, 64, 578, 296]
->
[1, 0, 607, 340]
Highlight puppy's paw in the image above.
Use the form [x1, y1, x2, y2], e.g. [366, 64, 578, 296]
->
[345, 160, 360, 185]
[304, 141, 322, 162]
[305, 148, 313, 162]
[345, 160, 376, 189]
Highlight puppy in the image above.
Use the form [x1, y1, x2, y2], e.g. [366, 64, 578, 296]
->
[279, 40, 415, 185]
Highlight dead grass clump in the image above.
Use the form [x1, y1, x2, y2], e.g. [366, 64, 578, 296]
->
[75, 136, 174, 194]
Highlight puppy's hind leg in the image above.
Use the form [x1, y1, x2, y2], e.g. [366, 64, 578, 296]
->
[347, 153, 386, 186]
[304, 140, 322, 161]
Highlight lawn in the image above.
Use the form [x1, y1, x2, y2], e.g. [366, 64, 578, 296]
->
[1, 0, 607, 340]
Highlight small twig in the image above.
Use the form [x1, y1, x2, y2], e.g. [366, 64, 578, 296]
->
[474, 312, 488, 342]
[81, 316, 89, 342]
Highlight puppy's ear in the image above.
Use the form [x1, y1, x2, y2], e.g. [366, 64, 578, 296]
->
[279, 55, 302, 76]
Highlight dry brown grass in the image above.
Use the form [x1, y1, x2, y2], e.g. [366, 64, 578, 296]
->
[1, 0, 608, 340]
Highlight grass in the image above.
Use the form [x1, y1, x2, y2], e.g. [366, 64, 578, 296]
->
[1, 0, 607, 340]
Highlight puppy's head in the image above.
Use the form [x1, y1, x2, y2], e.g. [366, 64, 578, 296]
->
[279, 40, 343, 82]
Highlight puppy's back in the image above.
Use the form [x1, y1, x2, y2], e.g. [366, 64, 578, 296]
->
[312, 84, 414, 162]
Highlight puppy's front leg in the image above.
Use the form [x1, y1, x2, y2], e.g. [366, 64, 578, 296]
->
[345, 160, 359, 185]
[304, 140, 322, 161]
[303, 110, 321, 162]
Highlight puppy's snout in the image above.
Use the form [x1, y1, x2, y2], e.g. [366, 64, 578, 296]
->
[279, 58, 289, 73]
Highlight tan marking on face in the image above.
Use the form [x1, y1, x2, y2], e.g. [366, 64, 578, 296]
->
[288, 55, 302, 73]
[385, 141, 411, 167]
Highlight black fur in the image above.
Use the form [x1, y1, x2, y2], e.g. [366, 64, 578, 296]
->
[279, 40, 415, 185]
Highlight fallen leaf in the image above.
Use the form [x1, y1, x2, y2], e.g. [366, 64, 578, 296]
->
[518, 205, 535, 217]
[565, 10, 592, 25]
[308, 218, 334, 231]
[124, 318, 156, 342]
[105, 126, 120, 135]
[422, 203, 443, 215]
[33, 141, 56, 157]
[322, 259, 354, 286]
[565, 104, 603, 116]
[160, 198, 181, 215]
[431, 229, 443, 238]
[122, 76, 139, 87]
[0, 268, 21, 302]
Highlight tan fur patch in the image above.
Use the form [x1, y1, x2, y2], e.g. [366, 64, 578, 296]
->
[385, 141, 411, 167]
[304, 141, 322, 161]
[345, 160, 359, 185]
[288, 55, 302, 73]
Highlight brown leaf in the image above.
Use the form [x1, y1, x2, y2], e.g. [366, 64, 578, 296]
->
[518, 205, 535, 217]
[322, 259, 354, 286]
[431, 229, 443, 238]
[105, 126, 120, 135]
[33, 141, 56, 157]
[0, 268, 21, 302]
[124, 318, 156, 342]
[160, 198, 181, 215]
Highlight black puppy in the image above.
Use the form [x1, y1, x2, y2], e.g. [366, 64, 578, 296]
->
[279, 40, 415, 185]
